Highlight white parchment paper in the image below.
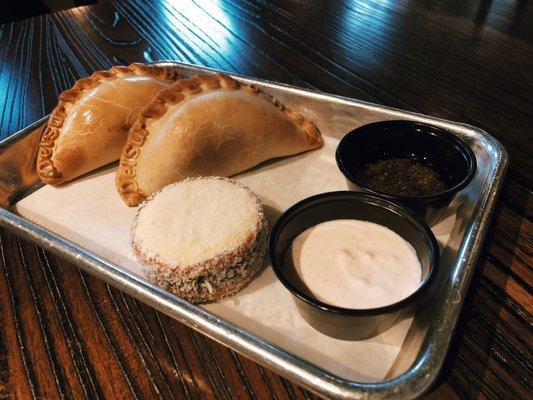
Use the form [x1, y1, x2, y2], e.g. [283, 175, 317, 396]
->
[15, 136, 453, 382]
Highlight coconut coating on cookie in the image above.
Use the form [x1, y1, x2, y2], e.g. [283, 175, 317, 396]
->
[131, 177, 268, 303]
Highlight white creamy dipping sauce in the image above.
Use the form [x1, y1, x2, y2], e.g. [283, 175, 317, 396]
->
[287, 219, 422, 309]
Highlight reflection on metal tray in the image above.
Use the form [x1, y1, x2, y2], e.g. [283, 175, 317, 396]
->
[0, 61, 507, 399]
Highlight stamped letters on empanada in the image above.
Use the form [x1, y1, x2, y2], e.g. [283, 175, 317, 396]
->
[116, 73, 323, 206]
[37, 63, 182, 186]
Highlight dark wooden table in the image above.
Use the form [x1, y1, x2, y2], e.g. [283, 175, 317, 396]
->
[0, 1, 531, 398]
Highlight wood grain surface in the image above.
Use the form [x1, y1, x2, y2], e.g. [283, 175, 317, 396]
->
[0, 0, 531, 398]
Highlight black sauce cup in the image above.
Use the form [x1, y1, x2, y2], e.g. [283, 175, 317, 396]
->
[335, 120, 477, 225]
[269, 191, 439, 341]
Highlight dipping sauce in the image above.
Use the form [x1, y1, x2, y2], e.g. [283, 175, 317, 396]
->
[354, 158, 447, 197]
[286, 219, 421, 309]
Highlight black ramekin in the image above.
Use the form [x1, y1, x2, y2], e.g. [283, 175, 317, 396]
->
[269, 191, 439, 341]
[335, 120, 477, 225]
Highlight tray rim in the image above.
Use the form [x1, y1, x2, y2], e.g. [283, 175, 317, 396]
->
[0, 61, 508, 399]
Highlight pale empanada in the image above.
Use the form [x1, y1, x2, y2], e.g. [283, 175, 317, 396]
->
[37, 63, 181, 185]
[116, 73, 323, 206]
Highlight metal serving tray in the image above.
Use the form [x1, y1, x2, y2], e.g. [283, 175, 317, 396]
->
[0, 62, 508, 399]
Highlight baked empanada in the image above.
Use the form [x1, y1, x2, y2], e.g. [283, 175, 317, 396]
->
[116, 73, 323, 206]
[37, 63, 181, 185]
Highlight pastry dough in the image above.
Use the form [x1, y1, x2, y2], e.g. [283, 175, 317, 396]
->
[37, 63, 181, 185]
[117, 73, 323, 206]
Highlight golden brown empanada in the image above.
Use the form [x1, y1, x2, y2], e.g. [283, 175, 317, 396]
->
[37, 63, 181, 185]
[116, 73, 323, 206]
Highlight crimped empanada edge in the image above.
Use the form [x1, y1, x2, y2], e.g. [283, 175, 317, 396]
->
[36, 63, 182, 186]
[116, 72, 324, 207]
